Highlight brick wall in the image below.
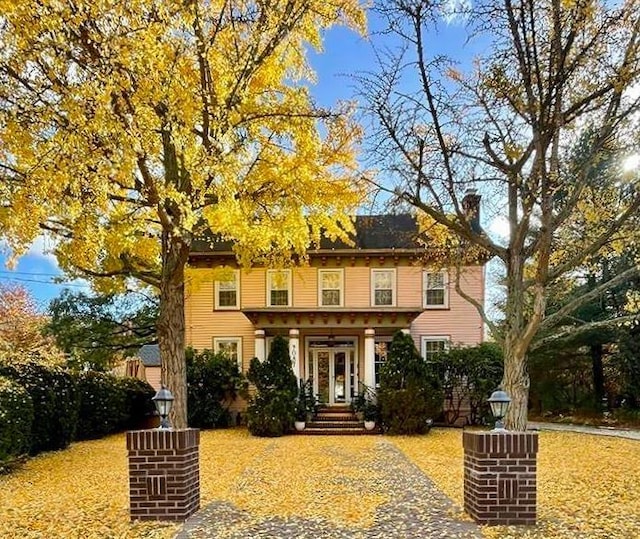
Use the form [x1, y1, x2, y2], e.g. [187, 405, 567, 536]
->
[463, 431, 538, 525]
[126, 429, 200, 521]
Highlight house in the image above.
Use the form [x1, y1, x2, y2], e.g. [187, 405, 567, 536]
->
[185, 193, 485, 410]
[134, 344, 162, 391]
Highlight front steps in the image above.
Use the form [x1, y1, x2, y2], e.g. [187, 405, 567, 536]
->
[296, 406, 380, 435]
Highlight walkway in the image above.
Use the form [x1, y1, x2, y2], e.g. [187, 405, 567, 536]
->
[176, 439, 481, 539]
[528, 421, 640, 441]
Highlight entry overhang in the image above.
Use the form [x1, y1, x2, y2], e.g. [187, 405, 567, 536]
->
[241, 307, 423, 329]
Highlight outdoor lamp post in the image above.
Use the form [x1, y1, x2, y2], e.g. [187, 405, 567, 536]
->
[488, 389, 511, 431]
[152, 385, 174, 429]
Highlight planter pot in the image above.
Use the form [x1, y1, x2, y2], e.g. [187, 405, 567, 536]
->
[364, 420, 376, 431]
[294, 421, 306, 431]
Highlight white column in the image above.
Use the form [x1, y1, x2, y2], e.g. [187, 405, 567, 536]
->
[401, 328, 411, 335]
[289, 328, 301, 380]
[364, 328, 376, 390]
[254, 330, 266, 362]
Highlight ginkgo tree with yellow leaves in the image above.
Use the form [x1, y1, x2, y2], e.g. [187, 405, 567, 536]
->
[0, 1, 367, 428]
[362, 0, 640, 430]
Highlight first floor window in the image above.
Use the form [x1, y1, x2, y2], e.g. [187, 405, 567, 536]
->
[213, 337, 243, 371]
[374, 338, 391, 388]
[420, 336, 449, 362]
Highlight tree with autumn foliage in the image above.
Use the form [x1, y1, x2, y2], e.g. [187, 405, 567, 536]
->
[0, 284, 63, 366]
[0, 1, 366, 427]
[361, 0, 640, 429]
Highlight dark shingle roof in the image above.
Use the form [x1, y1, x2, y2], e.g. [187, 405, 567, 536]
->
[138, 344, 160, 367]
[191, 214, 422, 254]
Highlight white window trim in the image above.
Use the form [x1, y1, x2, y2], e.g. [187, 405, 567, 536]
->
[266, 269, 292, 307]
[420, 335, 450, 361]
[213, 337, 243, 371]
[214, 270, 240, 310]
[370, 268, 397, 307]
[318, 268, 344, 307]
[423, 270, 449, 309]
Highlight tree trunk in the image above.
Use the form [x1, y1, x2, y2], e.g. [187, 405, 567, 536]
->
[157, 229, 190, 429]
[502, 341, 530, 431]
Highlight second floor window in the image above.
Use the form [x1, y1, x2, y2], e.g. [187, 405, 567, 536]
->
[215, 270, 239, 309]
[423, 270, 448, 308]
[267, 269, 292, 307]
[319, 269, 343, 307]
[372, 269, 395, 306]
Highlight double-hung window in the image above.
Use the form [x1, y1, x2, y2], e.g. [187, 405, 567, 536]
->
[215, 270, 239, 309]
[267, 269, 292, 307]
[213, 337, 243, 371]
[371, 269, 396, 306]
[420, 336, 449, 362]
[319, 269, 344, 307]
[423, 270, 448, 308]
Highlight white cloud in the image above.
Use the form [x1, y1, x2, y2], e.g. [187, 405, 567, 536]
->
[442, 0, 472, 24]
[487, 214, 510, 241]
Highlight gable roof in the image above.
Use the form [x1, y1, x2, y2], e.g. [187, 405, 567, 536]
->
[191, 214, 423, 255]
[137, 344, 160, 367]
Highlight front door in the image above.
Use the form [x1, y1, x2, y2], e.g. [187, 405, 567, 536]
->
[311, 348, 356, 405]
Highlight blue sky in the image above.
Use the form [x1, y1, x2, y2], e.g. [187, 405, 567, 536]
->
[0, 4, 487, 309]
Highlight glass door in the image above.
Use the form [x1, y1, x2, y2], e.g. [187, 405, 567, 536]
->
[311, 348, 355, 405]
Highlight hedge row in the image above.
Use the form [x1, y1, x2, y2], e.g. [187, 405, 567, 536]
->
[0, 360, 155, 466]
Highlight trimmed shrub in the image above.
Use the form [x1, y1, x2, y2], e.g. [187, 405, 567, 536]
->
[0, 375, 34, 464]
[378, 331, 442, 434]
[246, 335, 297, 437]
[0, 361, 78, 454]
[186, 348, 244, 429]
[75, 372, 155, 440]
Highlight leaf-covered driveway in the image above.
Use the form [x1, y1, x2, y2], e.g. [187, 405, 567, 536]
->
[0, 428, 639, 538]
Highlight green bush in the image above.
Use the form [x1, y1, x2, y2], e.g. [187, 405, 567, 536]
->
[428, 342, 503, 426]
[246, 335, 297, 436]
[186, 348, 244, 429]
[75, 372, 156, 440]
[0, 361, 78, 454]
[0, 376, 34, 465]
[378, 331, 442, 434]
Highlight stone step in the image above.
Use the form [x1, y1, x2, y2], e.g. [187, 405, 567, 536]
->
[314, 413, 358, 421]
[297, 427, 378, 435]
[316, 407, 355, 415]
[307, 420, 362, 429]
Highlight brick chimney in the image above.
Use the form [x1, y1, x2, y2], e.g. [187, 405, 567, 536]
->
[462, 189, 481, 232]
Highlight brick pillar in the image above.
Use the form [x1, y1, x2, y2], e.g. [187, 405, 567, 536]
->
[127, 429, 200, 521]
[463, 431, 538, 525]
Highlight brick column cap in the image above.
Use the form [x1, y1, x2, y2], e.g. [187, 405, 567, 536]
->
[126, 428, 200, 451]
[463, 430, 539, 455]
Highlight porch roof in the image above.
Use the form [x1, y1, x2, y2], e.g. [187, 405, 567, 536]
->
[241, 307, 422, 329]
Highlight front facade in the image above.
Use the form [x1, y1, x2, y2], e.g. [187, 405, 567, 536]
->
[185, 213, 485, 407]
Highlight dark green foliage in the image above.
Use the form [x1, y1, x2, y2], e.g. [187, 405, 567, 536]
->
[45, 290, 158, 371]
[378, 331, 442, 434]
[428, 342, 503, 426]
[294, 379, 315, 422]
[74, 372, 155, 440]
[0, 360, 78, 454]
[0, 376, 33, 465]
[246, 335, 297, 436]
[186, 348, 244, 429]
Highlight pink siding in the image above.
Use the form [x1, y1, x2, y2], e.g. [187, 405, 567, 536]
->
[344, 267, 370, 307]
[145, 366, 162, 391]
[410, 265, 484, 347]
[293, 267, 317, 307]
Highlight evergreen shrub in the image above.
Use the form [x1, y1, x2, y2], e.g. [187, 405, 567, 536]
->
[246, 335, 297, 436]
[0, 375, 34, 465]
[0, 360, 78, 454]
[378, 331, 442, 434]
[186, 348, 244, 428]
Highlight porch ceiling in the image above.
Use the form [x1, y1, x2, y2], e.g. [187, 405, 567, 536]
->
[241, 307, 422, 329]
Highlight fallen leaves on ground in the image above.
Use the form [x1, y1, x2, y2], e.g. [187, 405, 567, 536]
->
[390, 429, 640, 539]
[0, 435, 178, 539]
[227, 435, 389, 528]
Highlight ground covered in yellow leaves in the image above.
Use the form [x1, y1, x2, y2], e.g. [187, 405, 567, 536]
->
[0, 428, 638, 538]
[393, 430, 640, 539]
